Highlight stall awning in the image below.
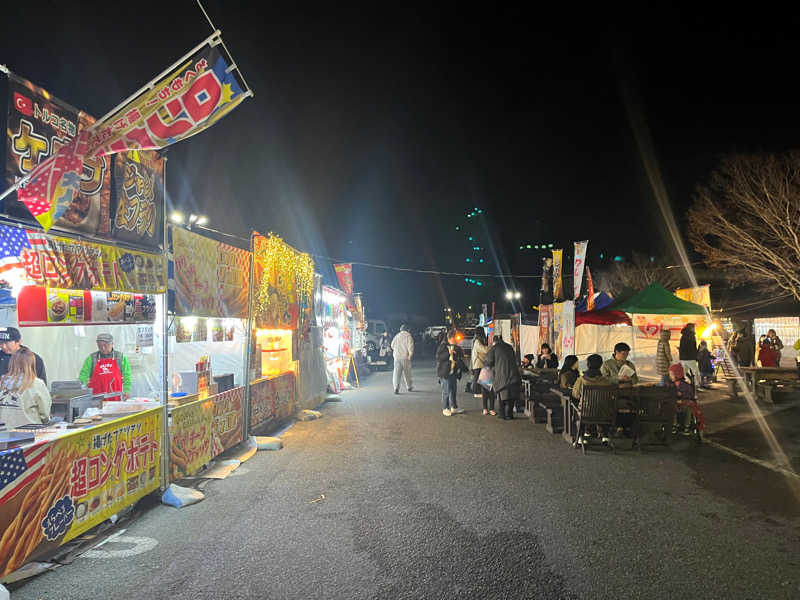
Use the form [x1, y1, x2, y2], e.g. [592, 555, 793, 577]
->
[576, 292, 614, 313]
[576, 310, 632, 326]
[609, 282, 707, 315]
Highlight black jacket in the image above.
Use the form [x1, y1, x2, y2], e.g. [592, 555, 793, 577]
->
[0, 348, 47, 384]
[436, 342, 467, 379]
[679, 327, 697, 361]
[697, 347, 714, 374]
[484, 340, 521, 393]
[536, 353, 558, 369]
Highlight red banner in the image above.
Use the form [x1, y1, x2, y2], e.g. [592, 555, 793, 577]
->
[334, 263, 353, 296]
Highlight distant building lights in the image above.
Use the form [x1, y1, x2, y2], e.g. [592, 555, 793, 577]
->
[548, 243, 554, 248]
[526, 244, 531, 249]
[465, 258, 471, 262]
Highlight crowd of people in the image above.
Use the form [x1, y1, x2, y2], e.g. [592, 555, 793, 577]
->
[388, 321, 799, 438]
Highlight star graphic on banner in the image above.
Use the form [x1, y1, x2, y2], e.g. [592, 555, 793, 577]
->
[220, 83, 235, 105]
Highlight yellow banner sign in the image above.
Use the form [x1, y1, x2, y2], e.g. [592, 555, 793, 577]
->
[23, 232, 166, 293]
[171, 226, 249, 318]
[169, 397, 213, 481]
[0, 408, 161, 576]
[675, 285, 711, 311]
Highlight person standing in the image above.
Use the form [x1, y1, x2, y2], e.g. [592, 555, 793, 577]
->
[679, 323, 700, 388]
[484, 335, 521, 420]
[471, 330, 495, 415]
[436, 330, 466, 416]
[656, 329, 673, 386]
[79, 333, 131, 399]
[734, 329, 755, 367]
[697, 340, 715, 387]
[390, 324, 415, 394]
[0, 348, 51, 429]
[767, 329, 784, 366]
[0, 327, 46, 384]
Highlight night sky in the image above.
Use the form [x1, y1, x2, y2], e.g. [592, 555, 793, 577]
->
[2, 5, 800, 322]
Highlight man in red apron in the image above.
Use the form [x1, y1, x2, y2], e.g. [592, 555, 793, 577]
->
[79, 333, 132, 400]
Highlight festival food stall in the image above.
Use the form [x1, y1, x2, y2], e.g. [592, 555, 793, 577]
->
[247, 233, 314, 433]
[573, 282, 709, 377]
[166, 226, 250, 479]
[319, 285, 350, 392]
[0, 226, 167, 578]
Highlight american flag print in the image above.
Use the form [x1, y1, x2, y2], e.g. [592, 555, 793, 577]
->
[0, 225, 31, 275]
[0, 441, 50, 507]
[16, 130, 88, 231]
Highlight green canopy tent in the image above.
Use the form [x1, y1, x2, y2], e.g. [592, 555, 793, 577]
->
[609, 282, 707, 315]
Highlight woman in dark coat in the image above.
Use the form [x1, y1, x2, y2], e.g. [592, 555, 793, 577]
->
[535, 343, 558, 369]
[559, 355, 580, 389]
[484, 335, 522, 420]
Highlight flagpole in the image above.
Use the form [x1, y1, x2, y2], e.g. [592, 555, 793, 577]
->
[95, 29, 221, 125]
[195, 0, 254, 97]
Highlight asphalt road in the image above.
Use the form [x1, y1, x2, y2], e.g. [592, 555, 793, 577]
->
[12, 368, 800, 599]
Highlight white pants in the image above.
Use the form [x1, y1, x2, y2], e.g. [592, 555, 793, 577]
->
[680, 360, 699, 382]
[393, 358, 413, 391]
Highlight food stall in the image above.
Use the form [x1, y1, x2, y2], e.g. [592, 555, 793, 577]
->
[0, 227, 167, 578]
[166, 226, 250, 479]
[247, 233, 314, 433]
[319, 285, 350, 392]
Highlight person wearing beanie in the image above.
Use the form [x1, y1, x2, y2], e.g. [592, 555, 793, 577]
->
[0, 326, 47, 383]
[79, 332, 131, 399]
[668, 362, 704, 434]
[572, 354, 615, 444]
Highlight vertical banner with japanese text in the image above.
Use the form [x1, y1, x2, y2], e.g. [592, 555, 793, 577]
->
[4, 73, 111, 235]
[561, 300, 575, 358]
[573, 241, 588, 300]
[333, 263, 354, 296]
[538, 304, 552, 348]
[0, 408, 161, 576]
[552, 249, 563, 301]
[552, 302, 565, 358]
[112, 150, 164, 249]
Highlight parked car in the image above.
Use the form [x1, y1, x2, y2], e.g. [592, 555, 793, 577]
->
[365, 320, 390, 356]
[423, 325, 448, 342]
[456, 327, 478, 356]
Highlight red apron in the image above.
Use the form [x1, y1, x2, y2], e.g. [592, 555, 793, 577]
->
[88, 356, 123, 399]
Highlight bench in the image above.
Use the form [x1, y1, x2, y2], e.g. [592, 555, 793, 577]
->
[756, 379, 800, 404]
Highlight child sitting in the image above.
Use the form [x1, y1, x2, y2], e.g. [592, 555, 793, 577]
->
[668, 363, 705, 435]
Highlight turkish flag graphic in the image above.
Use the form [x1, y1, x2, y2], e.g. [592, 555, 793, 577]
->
[13, 92, 33, 116]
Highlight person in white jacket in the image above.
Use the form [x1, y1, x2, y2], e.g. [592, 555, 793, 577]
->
[391, 325, 415, 394]
[0, 347, 51, 429]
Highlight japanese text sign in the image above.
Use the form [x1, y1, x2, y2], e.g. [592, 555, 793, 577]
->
[21, 231, 166, 293]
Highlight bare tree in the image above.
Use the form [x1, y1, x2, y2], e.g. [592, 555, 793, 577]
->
[688, 153, 800, 301]
[594, 252, 683, 297]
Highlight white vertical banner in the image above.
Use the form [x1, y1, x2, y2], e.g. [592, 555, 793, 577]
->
[561, 300, 575, 359]
[573, 240, 588, 300]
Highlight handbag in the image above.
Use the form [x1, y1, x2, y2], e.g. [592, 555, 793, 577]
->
[478, 366, 493, 390]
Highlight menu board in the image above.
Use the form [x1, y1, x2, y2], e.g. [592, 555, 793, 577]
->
[17, 286, 157, 326]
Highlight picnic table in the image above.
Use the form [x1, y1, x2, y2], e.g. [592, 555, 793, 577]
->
[738, 367, 800, 403]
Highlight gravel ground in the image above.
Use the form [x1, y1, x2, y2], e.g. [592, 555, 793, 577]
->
[12, 368, 800, 599]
